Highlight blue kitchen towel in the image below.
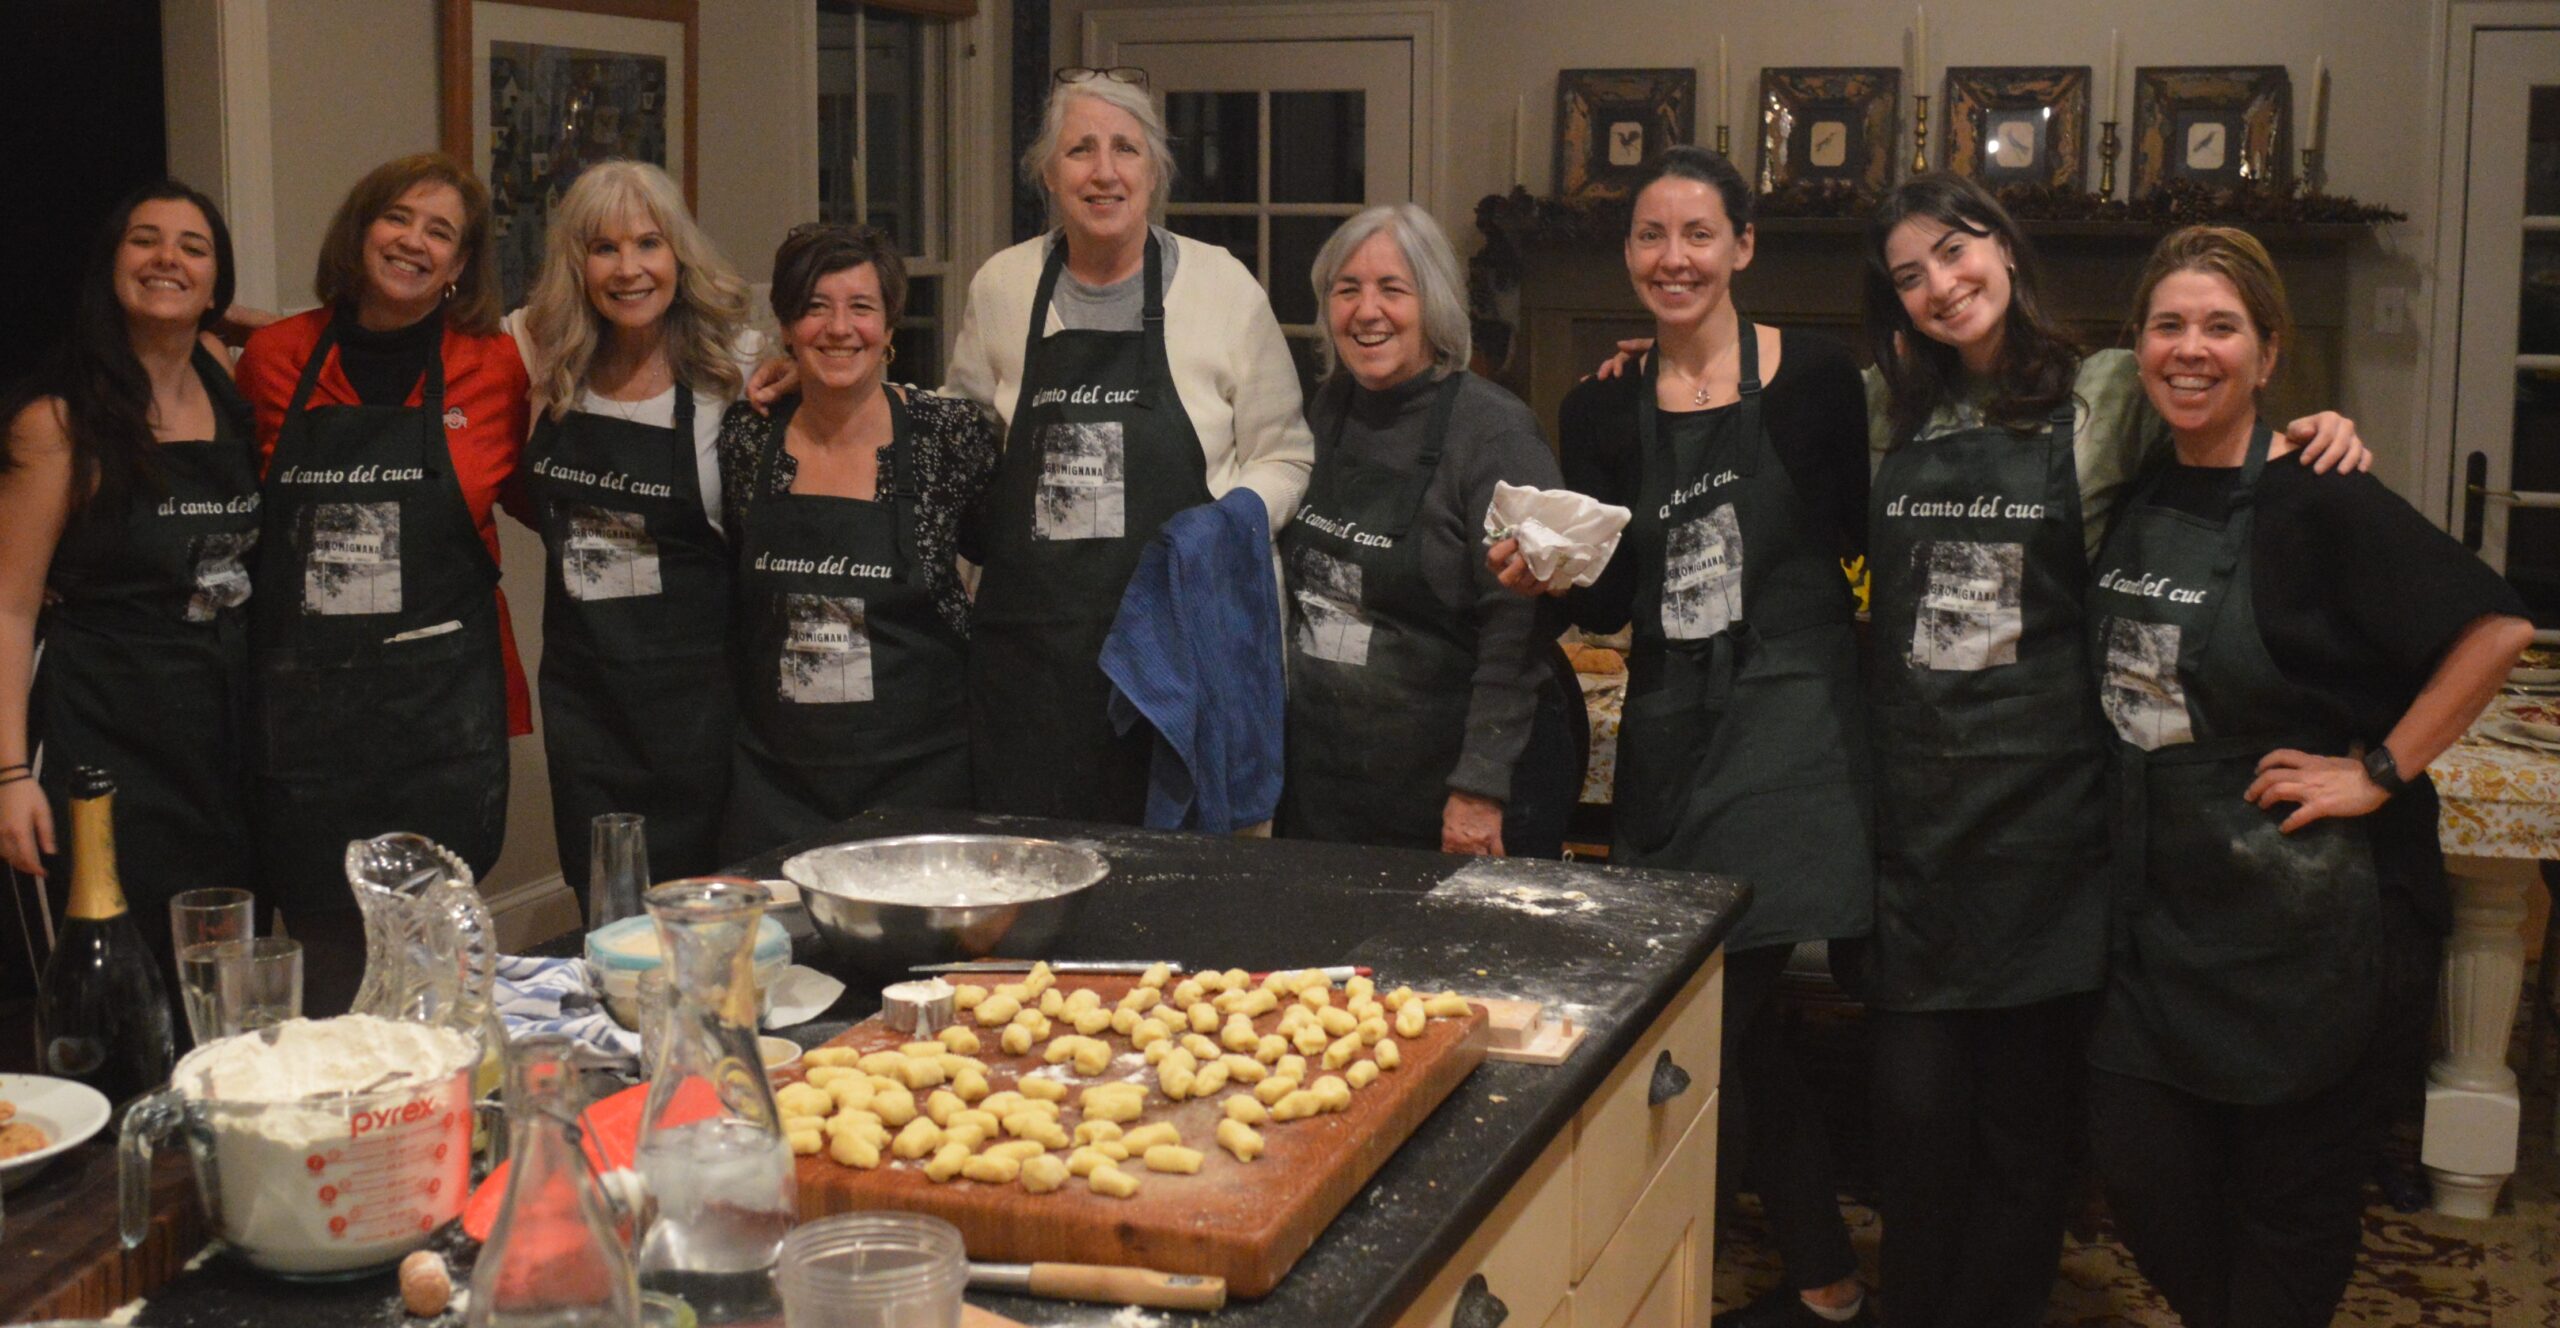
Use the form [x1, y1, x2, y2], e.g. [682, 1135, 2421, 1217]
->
[1101, 488, 1285, 832]
[494, 953, 640, 1063]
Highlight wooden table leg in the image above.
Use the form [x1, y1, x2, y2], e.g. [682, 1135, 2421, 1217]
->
[2425, 854, 2534, 1218]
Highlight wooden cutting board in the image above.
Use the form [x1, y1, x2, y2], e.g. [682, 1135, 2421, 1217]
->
[791, 975, 1487, 1298]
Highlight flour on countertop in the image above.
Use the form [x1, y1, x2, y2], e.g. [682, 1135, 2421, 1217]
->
[1427, 861, 1601, 917]
[1108, 1307, 1168, 1328]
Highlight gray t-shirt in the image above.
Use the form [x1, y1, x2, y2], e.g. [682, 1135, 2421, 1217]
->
[1051, 226, 1183, 332]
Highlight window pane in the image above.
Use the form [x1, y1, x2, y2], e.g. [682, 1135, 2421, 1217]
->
[892, 277, 940, 385]
[816, 6, 860, 224]
[1270, 91, 1364, 204]
[1268, 215, 1341, 326]
[2529, 86, 2559, 217]
[1167, 213, 1258, 275]
[2525, 230, 2560, 357]
[2511, 367, 2560, 623]
[1287, 334, 1324, 400]
[1166, 92, 1260, 204]
[864, 12, 927, 250]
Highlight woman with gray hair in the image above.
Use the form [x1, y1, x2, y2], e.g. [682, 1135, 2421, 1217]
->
[945, 68, 1313, 823]
[1279, 203, 1577, 855]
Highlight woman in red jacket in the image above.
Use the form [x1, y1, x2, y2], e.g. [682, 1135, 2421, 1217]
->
[235, 152, 531, 1013]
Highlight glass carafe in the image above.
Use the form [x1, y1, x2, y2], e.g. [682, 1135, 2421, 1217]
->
[633, 878, 794, 1324]
[469, 1032, 637, 1328]
[345, 833, 507, 1104]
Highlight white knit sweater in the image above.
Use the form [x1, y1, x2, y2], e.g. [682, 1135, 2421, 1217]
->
[944, 232, 1314, 534]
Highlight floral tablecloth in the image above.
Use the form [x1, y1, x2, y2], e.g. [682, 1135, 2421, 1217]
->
[1581, 671, 1622, 804]
[2432, 691, 2560, 859]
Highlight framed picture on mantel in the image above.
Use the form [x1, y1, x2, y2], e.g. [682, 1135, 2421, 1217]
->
[2131, 65, 2292, 197]
[438, 0, 698, 306]
[1759, 67, 1900, 193]
[1942, 66, 2090, 191]
[1554, 68, 1697, 202]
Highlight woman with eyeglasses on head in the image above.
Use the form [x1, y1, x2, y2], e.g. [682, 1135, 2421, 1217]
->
[943, 66, 1313, 823]
[712, 224, 999, 854]
[2084, 227, 2526, 1328]
[234, 151, 531, 1013]
[1, 182, 261, 968]
[508, 160, 754, 889]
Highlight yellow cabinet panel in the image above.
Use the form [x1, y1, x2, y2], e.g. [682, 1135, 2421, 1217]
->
[1574, 951, 1724, 1278]
[1573, 1090, 1718, 1328]
[1393, 1123, 1575, 1328]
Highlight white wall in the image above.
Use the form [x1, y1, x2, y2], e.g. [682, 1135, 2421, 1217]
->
[1055, 0, 2454, 501]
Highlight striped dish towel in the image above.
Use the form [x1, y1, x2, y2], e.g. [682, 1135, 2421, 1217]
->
[494, 954, 640, 1064]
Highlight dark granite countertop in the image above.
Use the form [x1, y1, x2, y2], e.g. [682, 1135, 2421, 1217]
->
[103, 810, 1748, 1328]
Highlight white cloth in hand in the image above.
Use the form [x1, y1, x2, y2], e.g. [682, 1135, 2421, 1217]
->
[1482, 482, 1631, 588]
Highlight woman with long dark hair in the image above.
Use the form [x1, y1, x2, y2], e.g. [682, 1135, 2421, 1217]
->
[1, 181, 260, 966]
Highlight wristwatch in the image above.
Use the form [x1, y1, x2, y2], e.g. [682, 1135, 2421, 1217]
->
[2362, 744, 2408, 798]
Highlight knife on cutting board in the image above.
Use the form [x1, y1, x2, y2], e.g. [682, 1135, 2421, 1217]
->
[970, 1261, 1227, 1311]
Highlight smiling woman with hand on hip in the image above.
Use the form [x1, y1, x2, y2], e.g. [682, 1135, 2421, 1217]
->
[509, 161, 752, 889]
[1279, 203, 1578, 859]
[943, 68, 1312, 823]
[234, 152, 531, 1013]
[2084, 227, 2527, 1328]
[1, 182, 261, 971]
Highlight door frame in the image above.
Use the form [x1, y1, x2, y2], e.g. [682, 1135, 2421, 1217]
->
[1080, 2, 1449, 222]
[2420, 0, 2560, 528]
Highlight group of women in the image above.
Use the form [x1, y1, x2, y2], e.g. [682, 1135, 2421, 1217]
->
[1486, 148, 2526, 1328]
[0, 64, 2528, 1328]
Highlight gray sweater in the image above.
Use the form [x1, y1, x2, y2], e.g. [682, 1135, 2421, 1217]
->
[1301, 370, 1562, 802]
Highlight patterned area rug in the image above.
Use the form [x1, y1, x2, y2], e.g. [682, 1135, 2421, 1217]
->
[1713, 1013, 2560, 1325]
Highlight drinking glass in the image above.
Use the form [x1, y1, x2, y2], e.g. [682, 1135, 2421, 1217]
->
[589, 813, 651, 932]
[208, 937, 303, 1036]
[171, 888, 256, 1044]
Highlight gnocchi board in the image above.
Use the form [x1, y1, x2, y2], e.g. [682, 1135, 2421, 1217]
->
[787, 975, 1489, 1298]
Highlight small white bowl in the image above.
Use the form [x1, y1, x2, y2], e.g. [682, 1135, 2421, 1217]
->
[758, 1035, 802, 1072]
[0, 1073, 112, 1191]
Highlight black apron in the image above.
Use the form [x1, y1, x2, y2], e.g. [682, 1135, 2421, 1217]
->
[525, 388, 733, 883]
[250, 318, 509, 908]
[2087, 423, 2381, 1104]
[1615, 324, 1873, 952]
[30, 345, 260, 955]
[1867, 399, 2110, 1010]
[1278, 373, 1475, 850]
[967, 234, 1213, 823]
[719, 392, 970, 858]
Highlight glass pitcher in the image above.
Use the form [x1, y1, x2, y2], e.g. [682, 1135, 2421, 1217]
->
[469, 1032, 637, 1328]
[345, 833, 507, 1104]
[633, 877, 795, 1325]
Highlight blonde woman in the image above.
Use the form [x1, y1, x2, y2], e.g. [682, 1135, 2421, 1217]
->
[510, 160, 755, 887]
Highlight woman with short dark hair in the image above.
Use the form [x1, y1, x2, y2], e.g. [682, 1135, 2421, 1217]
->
[1, 182, 260, 972]
[235, 151, 530, 1013]
[712, 224, 999, 854]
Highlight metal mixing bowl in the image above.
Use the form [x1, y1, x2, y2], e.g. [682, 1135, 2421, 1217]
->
[781, 834, 1110, 978]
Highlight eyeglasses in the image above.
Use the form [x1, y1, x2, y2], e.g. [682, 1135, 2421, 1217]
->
[1053, 66, 1148, 89]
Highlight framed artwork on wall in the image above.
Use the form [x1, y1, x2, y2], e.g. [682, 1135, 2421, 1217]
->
[1553, 68, 1697, 202]
[1942, 66, 2090, 190]
[1758, 67, 1901, 193]
[2130, 65, 2291, 198]
[437, 0, 698, 306]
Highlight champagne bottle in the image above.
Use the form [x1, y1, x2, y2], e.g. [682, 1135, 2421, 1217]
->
[36, 767, 176, 1103]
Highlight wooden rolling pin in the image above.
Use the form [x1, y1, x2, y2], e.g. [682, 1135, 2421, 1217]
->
[969, 1261, 1228, 1311]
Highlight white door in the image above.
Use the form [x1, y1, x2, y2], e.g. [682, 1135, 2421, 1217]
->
[1088, 20, 1431, 386]
[2454, 29, 2560, 623]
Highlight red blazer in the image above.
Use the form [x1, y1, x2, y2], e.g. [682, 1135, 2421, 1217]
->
[238, 307, 535, 736]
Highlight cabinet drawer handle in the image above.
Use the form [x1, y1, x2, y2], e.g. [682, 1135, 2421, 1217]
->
[1648, 1049, 1693, 1107]
[1454, 1274, 1511, 1328]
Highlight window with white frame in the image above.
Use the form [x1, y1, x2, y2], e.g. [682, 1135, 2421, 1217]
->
[817, 1, 954, 383]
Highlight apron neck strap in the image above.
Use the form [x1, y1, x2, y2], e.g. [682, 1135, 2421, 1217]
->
[288, 312, 448, 421]
[750, 396, 799, 499]
[1021, 229, 1169, 414]
[1323, 370, 1465, 539]
[1636, 311, 1763, 481]
[2172, 420, 2278, 667]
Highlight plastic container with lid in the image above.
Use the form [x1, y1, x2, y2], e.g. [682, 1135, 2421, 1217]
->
[587, 913, 791, 1030]
[777, 1212, 967, 1328]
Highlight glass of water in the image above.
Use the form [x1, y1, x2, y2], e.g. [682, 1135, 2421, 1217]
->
[590, 812, 651, 932]
[179, 937, 303, 1040]
[170, 888, 255, 1044]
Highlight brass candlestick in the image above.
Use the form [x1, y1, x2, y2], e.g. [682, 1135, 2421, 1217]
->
[2302, 147, 2325, 195]
[2098, 120, 2120, 201]
[1716, 123, 1731, 157]
[1911, 94, 1931, 176]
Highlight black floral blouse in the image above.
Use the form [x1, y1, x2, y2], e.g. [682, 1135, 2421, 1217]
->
[715, 387, 1001, 637]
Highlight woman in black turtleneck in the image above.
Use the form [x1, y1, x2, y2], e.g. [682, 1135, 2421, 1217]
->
[235, 152, 530, 1014]
[1276, 203, 1579, 858]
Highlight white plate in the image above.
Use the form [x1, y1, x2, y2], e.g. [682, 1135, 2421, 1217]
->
[2484, 717, 2560, 754]
[0, 1073, 112, 1191]
[2511, 666, 2560, 687]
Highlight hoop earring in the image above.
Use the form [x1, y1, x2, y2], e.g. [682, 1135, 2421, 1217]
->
[443, 282, 459, 302]
[885, 343, 897, 366]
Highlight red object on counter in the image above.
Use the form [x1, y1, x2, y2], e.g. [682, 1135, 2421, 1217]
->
[462, 1077, 722, 1242]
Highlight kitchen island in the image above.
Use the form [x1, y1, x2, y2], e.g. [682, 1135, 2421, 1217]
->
[29, 809, 1747, 1328]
